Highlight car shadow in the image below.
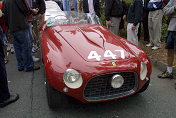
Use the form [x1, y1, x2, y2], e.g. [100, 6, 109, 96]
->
[50, 93, 150, 118]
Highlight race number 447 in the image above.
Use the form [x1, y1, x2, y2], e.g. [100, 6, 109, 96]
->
[88, 50, 125, 61]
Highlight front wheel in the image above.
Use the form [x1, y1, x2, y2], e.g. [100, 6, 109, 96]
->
[46, 80, 71, 109]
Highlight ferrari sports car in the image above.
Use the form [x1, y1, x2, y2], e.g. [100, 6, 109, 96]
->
[41, 1, 152, 108]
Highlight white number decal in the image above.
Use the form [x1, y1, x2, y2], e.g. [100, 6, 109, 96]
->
[104, 50, 116, 59]
[88, 51, 101, 61]
[88, 50, 125, 61]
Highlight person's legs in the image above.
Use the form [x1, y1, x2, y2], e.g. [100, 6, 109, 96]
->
[152, 10, 163, 48]
[67, 0, 71, 11]
[138, 23, 141, 41]
[62, 0, 66, 11]
[0, 40, 19, 107]
[12, 29, 34, 71]
[78, 0, 83, 12]
[0, 37, 10, 103]
[74, 0, 77, 12]
[6, 29, 14, 53]
[28, 23, 34, 43]
[158, 31, 176, 79]
[3, 45, 7, 64]
[143, 16, 149, 44]
[168, 49, 174, 67]
[0, 40, 19, 108]
[12, 31, 24, 70]
[147, 11, 154, 46]
[108, 17, 121, 35]
[63, 0, 71, 11]
[127, 23, 139, 46]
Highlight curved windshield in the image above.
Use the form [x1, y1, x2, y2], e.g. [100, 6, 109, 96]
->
[45, 11, 101, 28]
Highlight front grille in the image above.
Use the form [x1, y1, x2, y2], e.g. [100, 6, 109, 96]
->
[84, 72, 138, 101]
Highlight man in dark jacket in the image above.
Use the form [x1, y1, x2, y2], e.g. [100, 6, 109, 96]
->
[83, 0, 100, 17]
[126, 0, 143, 46]
[3, 0, 40, 71]
[105, 0, 127, 35]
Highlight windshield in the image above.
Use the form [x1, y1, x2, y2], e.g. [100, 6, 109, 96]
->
[45, 11, 101, 28]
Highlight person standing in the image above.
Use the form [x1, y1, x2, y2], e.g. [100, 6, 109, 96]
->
[32, 0, 46, 53]
[105, 0, 127, 35]
[138, 0, 150, 44]
[0, 9, 19, 108]
[83, 0, 101, 17]
[146, 0, 169, 50]
[126, 0, 143, 46]
[157, 0, 176, 89]
[3, 0, 40, 72]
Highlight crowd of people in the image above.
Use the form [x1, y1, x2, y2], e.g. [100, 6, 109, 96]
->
[0, 0, 176, 108]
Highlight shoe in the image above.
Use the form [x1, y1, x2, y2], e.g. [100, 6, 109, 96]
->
[146, 43, 153, 47]
[0, 93, 19, 108]
[32, 56, 40, 62]
[10, 46, 14, 54]
[32, 45, 39, 53]
[7, 44, 11, 52]
[157, 71, 173, 79]
[152, 46, 160, 50]
[25, 65, 40, 72]
[18, 68, 24, 71]
[4, 59, 8, 64]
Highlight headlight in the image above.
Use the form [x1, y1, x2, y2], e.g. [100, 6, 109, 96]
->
[140, 62, 147, 80]
[63, 69, 83, 89]
[111, 74, 124, 88]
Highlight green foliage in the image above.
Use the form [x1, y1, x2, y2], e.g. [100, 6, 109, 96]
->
[161, 16, 169, 41]
[124, 0, 132, 7]
[100, 13, 106, 26]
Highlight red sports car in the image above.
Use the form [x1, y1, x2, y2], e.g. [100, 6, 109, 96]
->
[41, 1, 152, 108]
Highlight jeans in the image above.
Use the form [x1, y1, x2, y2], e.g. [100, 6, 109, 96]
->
[0, 27, 10, 102]
[74, 0, 78, 12]
[12, 29, 34, 71]
[29, 23, 34, 42]
[62, 0, 71, 11]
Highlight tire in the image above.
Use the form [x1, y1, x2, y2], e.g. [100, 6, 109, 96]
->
[138, 78, 150, 93]
[46, 79, 71, 109]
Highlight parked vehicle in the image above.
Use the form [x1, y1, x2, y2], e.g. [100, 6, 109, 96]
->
[41, 1, 152, 108]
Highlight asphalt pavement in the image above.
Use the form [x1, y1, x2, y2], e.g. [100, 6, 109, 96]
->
[0, 53, 176, 118]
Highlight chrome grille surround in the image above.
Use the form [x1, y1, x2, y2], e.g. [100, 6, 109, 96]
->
[83, 72, 138, 101]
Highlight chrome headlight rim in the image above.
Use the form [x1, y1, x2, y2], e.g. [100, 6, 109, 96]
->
[140, 62, 148, 80]
[63, 69, 83, 89]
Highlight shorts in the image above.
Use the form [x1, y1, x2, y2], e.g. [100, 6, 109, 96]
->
[165, 31, 176, 52]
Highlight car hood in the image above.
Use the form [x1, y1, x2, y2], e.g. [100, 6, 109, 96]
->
[54, 24, 133, 62]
